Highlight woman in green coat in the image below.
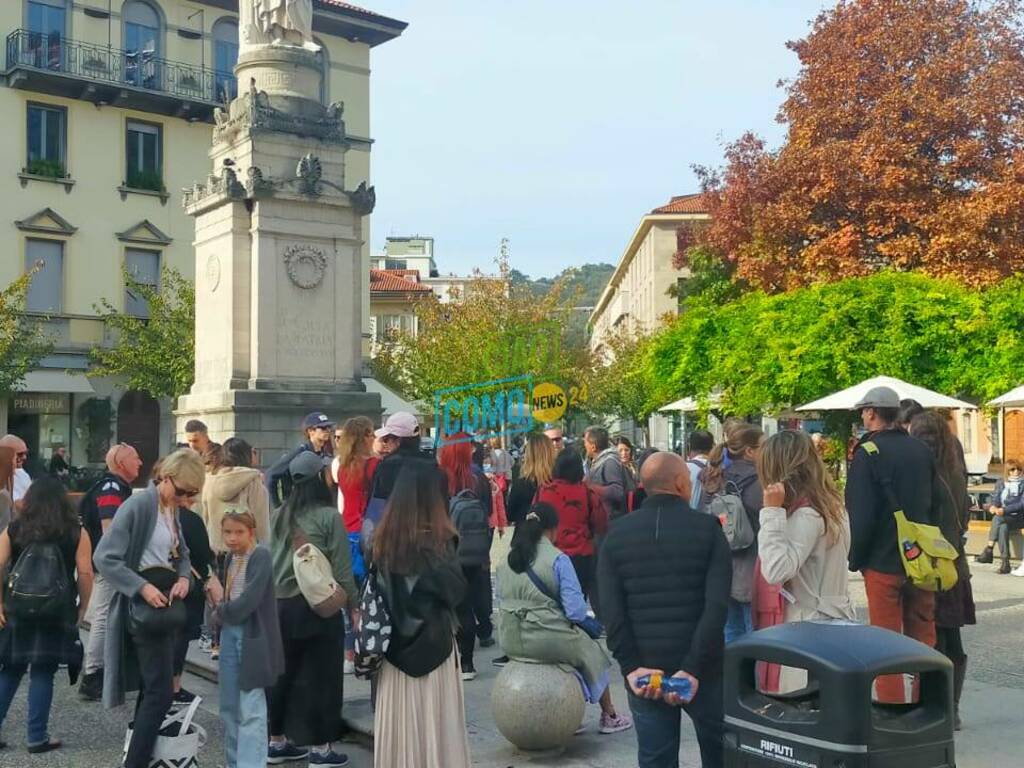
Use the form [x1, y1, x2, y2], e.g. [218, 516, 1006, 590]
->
[496, 502, 632, 735]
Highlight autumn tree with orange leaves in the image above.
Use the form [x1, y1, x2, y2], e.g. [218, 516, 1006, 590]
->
[696, 0, 1024, 291]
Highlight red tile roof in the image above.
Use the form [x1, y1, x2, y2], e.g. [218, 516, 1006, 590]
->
[370, 269, 432, 294]
[650, 193, 712, 215]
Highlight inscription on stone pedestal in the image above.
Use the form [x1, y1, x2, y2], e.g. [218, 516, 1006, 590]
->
[276, 309, 333, 373]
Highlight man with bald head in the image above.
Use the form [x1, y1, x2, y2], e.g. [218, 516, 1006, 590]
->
[0, 434, 31, 509]
[598, 451, 731, 768]
[77, 442, 142, 701]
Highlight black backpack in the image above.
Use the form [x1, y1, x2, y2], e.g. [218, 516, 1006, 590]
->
[450, 489, 490, 567]
[6, 532, 76, 620]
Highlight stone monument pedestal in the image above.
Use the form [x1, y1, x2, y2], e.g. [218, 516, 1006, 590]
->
[175, 44, 380, 461]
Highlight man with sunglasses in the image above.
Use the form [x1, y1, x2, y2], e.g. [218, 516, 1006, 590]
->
[266, 412, 335, 507]
[0, 434, 32, 511]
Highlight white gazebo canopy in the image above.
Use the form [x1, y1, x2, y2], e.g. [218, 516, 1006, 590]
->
[796, 375, 976, 412]
[990, 385, 1024, 408]
[659, 393, 722, 413]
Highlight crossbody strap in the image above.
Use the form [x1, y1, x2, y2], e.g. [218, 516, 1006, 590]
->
[525, 566, 562, 611]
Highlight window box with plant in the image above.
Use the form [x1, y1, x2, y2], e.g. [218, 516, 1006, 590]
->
[25, 158, 67, 179]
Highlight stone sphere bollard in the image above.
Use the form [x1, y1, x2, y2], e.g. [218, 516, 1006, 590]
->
[491, 660, 585, 751]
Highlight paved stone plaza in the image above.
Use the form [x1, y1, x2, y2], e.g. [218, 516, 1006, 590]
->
[0, 537, 1020, 768]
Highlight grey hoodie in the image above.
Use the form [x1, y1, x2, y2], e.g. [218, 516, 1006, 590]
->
[201, 466, 271, 553]
[588, 447, 629, 519]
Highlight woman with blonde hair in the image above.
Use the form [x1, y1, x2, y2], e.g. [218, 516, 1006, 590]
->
[95, 448, 202, 768]
[755, 430, 854, 622]
[331, 416, 379, 537]
[507, 433, 556, 527]
[755, 430, 854, 693]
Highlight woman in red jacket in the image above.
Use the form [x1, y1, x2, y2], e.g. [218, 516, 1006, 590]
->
[536, 449, 607, 606]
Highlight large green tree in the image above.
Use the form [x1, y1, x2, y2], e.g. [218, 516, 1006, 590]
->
[0, 273, 53, 394]
[644, 271, 1018, 417]
[89, 267, 195, 399]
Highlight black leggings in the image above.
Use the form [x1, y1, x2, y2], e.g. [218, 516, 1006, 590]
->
[125, 632, 175, 768]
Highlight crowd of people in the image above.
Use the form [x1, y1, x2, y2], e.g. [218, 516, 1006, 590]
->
[0, 382, 1008, 766]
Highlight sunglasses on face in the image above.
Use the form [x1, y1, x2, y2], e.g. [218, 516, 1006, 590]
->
[166, 477, 199, 499]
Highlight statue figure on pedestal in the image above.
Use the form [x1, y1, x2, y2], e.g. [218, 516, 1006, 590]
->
[240, 0, 319, 52]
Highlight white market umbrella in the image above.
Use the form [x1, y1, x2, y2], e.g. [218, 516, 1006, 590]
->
[796, 375, 976, 412]
[990, 385, 1024, 408]
[658, 393, 721, 413]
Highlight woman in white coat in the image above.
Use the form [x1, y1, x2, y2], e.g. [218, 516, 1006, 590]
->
[755, 430, 855, 692]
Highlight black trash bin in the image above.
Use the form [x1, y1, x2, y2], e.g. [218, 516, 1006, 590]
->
[723, 622, 954, 768]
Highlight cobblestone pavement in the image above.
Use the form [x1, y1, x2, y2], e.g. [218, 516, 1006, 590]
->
[0, 551, 1019, 767]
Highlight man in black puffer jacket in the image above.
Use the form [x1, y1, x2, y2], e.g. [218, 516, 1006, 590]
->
[598, 452, 731, 768]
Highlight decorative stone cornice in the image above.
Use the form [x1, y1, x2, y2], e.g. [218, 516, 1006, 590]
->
[213, 79, 348, 146]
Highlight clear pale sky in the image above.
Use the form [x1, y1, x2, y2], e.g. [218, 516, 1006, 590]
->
[366, 1, 827, 278]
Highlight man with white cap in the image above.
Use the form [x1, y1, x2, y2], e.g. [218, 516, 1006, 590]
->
[369, 412, 445, 503]
[846, 385, 941, 703]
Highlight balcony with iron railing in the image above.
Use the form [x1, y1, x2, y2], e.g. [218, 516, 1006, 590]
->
[4, 30, 236, 122]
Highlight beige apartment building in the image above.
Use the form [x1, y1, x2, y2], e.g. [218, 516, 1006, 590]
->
[588, 194, 710, 448]
[589, 193, 710, 357]
[0, 0, 404, 477]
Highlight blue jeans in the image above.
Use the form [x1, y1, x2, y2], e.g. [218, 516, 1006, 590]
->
[219, 624, 268, 768]
[0, 663, 57, 747]
[627, 674, 724, 768]
[724, 599, 752, 644]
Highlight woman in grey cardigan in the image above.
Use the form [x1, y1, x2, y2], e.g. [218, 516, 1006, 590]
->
[94, 449, 200, 768]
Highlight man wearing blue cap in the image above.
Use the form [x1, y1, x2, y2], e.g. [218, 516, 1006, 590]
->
[266, 411, 334, 507]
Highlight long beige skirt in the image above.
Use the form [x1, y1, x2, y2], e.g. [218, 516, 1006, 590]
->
[373, 650, 472, 768]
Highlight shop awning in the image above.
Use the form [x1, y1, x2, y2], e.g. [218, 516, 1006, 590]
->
[990, 385, 1024, 408]
[17, 370, 95, 394]
[362, 377, 424, 417]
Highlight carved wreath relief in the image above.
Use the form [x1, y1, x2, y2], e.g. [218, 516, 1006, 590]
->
[283, 244, 327, 289]
[206, 254, 222, 292]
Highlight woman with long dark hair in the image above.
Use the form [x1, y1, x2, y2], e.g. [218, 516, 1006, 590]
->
[438, 433, 493, 680]
[267, 452, 356, 767]
[909, 412, 975, 729]
[0, 477, 92, 752]
[372, 462, 469, 768]
[497, 502, 632, 734]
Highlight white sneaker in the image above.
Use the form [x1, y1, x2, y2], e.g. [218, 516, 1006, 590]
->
[1010, 563, 1024, 577]
[461, 669, 477, 681]
[343, 659, 355, 675]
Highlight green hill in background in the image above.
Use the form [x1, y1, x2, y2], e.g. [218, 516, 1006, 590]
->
[510, 263, 615, 345]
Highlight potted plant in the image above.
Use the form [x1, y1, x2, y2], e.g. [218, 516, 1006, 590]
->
[126, 169, 165, 193]
[26, 158, 67, 179]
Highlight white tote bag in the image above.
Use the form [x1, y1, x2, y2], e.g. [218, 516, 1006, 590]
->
[122, 697, 207, 768]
